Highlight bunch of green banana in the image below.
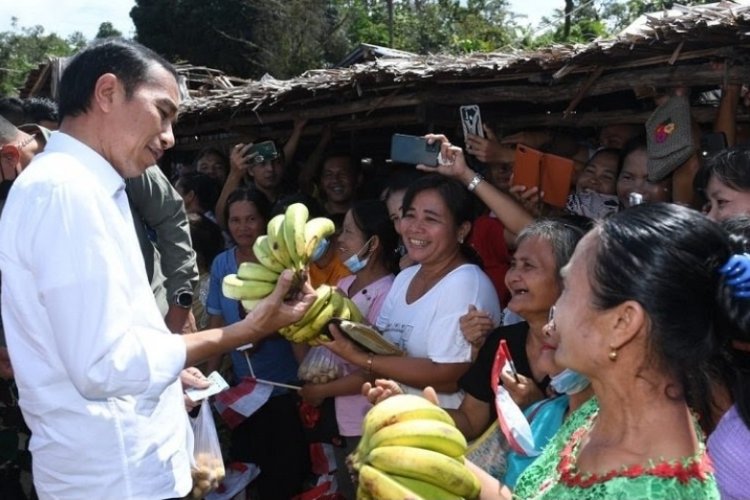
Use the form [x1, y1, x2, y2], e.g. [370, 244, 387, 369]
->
[222, 203, 336, 311]
[351, 394, 480, 499]
[278, 288, 364, 343]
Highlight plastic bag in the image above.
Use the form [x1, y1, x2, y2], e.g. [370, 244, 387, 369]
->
[189, 399, 226, 499]
[298, 346, 345, 384]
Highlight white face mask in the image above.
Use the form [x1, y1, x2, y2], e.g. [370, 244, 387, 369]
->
[342, 237, 373, 273]
[549, 369, 590, 395]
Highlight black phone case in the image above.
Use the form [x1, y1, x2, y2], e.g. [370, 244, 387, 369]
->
[390, 134, 440, 167]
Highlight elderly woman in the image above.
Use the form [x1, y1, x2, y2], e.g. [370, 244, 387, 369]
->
[475, 203, 722, 499]
[325, 174, 502, 409]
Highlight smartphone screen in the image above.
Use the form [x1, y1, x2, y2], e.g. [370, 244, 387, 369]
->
[390, 134, 440, 167]
[248, 140, 278, 162]
[460, 105, 484, 139]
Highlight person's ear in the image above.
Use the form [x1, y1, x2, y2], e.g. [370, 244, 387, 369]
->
[0, 146, 21, 180]
[457, 221, 471, 244]
[608, 300, 646, 351]
[93, 73, 121, 113]
[367, 235, 380, 255]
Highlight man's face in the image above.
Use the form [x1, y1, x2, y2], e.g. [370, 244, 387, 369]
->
[106, 64, 180, 178]
[320, 157, 356, 204]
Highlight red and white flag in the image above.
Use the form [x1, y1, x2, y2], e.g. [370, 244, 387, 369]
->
[213, 377, 273, 428]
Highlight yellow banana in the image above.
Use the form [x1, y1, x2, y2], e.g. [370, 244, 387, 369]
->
[285, 287, 334, 343]
[222, 274, 275, 301]
[365, 446, 480, 499]
[267, 214, 294, 268]
[355, 482, 374, 500]
[252, 236, 285, 273]
[358, 465, 426, 500]
[328, 291, 347, 317]
[298, 300, 337, 342]
[367, 418, 468, 458]
[237, 261, 280, 283]
[283, 203, 309, 268]
[361, 394, 454, 445]
[241, 298, 262, 311]
[303, 217, 336, 263]
[390, 474, 464, 500]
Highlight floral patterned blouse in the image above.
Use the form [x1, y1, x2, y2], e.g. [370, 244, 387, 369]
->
[513, 398, 719, 500]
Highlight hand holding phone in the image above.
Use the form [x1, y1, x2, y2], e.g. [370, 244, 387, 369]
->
[460, 105, 484, 139]
[247, 140, 278, 163]
[390, 134, 440, 167]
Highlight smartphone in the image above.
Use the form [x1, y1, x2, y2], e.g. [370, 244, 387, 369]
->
[248, 140, 278, 162]
[539, 153, 574, 208]
[390, 134, 440, 167]
[511, 144, 542, 191]
[499, 339, 519, 383]
[460, 105, 484, 139]
[700, 132, 727, 158]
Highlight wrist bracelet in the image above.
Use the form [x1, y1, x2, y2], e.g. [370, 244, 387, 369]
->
[366, 353, 375, 375]
[467, 174, 483, 192]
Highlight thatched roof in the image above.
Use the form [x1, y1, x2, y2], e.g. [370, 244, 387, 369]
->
[174, 0, 750, 143]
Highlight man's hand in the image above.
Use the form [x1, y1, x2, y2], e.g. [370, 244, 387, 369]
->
[229, 143, 257, 177]
[165, 306, 196, 334]
[465, 126, 514, 164]
[243, 270, 316, 337]
[0, 347, 13, 380]
[180, 367, 210, 412]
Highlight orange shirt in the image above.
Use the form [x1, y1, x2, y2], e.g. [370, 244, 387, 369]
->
[309, 253, 351, 288]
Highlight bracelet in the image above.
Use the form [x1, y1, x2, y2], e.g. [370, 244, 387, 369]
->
[467, 174, 483, 192]
[366, 353, 375, 375]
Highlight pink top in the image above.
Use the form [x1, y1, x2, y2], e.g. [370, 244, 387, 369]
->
[333, 274, 395, 436]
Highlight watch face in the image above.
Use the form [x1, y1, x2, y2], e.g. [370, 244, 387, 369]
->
[176, 292, 193, 307]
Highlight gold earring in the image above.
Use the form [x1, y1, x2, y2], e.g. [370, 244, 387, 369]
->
[608, 346, 618, 362]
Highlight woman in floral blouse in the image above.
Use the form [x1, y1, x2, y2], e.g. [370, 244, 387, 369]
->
[474, 203, 726, 499]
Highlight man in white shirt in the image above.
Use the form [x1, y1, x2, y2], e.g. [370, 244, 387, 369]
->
[0, 39, 313, 500]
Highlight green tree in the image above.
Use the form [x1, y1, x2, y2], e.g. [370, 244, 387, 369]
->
[0, 19, 82, 96]
[95, 22, 123, 39]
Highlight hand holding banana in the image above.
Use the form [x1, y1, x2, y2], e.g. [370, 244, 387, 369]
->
[222, 203, 363, 343]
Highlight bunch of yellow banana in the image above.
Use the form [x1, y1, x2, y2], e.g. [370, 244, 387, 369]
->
[278, 287, 364, 343]
[350, 394, 480, 500]
[222, 203, 335, 308]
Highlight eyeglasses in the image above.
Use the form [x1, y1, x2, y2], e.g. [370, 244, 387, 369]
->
[548, 305, 556, 325]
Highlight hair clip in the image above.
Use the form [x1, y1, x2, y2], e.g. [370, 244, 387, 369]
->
[719, 253, 750, 298]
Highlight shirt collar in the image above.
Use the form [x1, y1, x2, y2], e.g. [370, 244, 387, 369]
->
[44, 131, 125, 197]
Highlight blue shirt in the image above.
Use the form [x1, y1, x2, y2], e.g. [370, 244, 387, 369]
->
[206, 248, 299, 395]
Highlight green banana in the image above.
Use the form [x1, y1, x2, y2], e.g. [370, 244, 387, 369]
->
[356, 482, 374, 500]
[222, 274, 275, 301]
[287, 285, 333, 331]
[283, 203, 309, 268]
[267, 214, 294, 268]
[390, 474, 464, 500]
[303, 217, 336, 263]
[365, 446, 480, 499]
[237, 261, 280, 283]
[367, 418, 468, 458]
[343, 297, 364, 323]
[252, 236, 286, 273]
[293, 298, 336, 343]
[358, 465, 426, 500]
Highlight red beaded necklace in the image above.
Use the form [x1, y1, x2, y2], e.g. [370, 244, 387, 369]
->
[556, 410, 713, 488]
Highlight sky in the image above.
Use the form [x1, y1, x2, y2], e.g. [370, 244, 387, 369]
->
[2, 0, 562, 40]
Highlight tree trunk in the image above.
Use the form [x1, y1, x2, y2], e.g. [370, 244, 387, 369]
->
[564, 0, 574, 39]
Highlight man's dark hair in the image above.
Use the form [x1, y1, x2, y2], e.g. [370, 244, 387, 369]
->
[0, 97, 26, 126]
[23, 97, 59, 124]
[58, 38, 177, 120]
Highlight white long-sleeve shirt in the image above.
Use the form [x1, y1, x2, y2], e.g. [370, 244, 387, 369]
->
[0, 132, 190, 499]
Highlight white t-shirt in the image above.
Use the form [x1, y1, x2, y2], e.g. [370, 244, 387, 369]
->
[0, 132, 190, 499]
[376, 264, 501, 408]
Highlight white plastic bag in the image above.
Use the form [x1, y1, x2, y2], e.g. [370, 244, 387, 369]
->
[298, 346, 345, 384]
[190, 399, 226, 499]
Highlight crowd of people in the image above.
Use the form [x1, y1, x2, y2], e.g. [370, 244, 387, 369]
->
[0, 37, 748, 500]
